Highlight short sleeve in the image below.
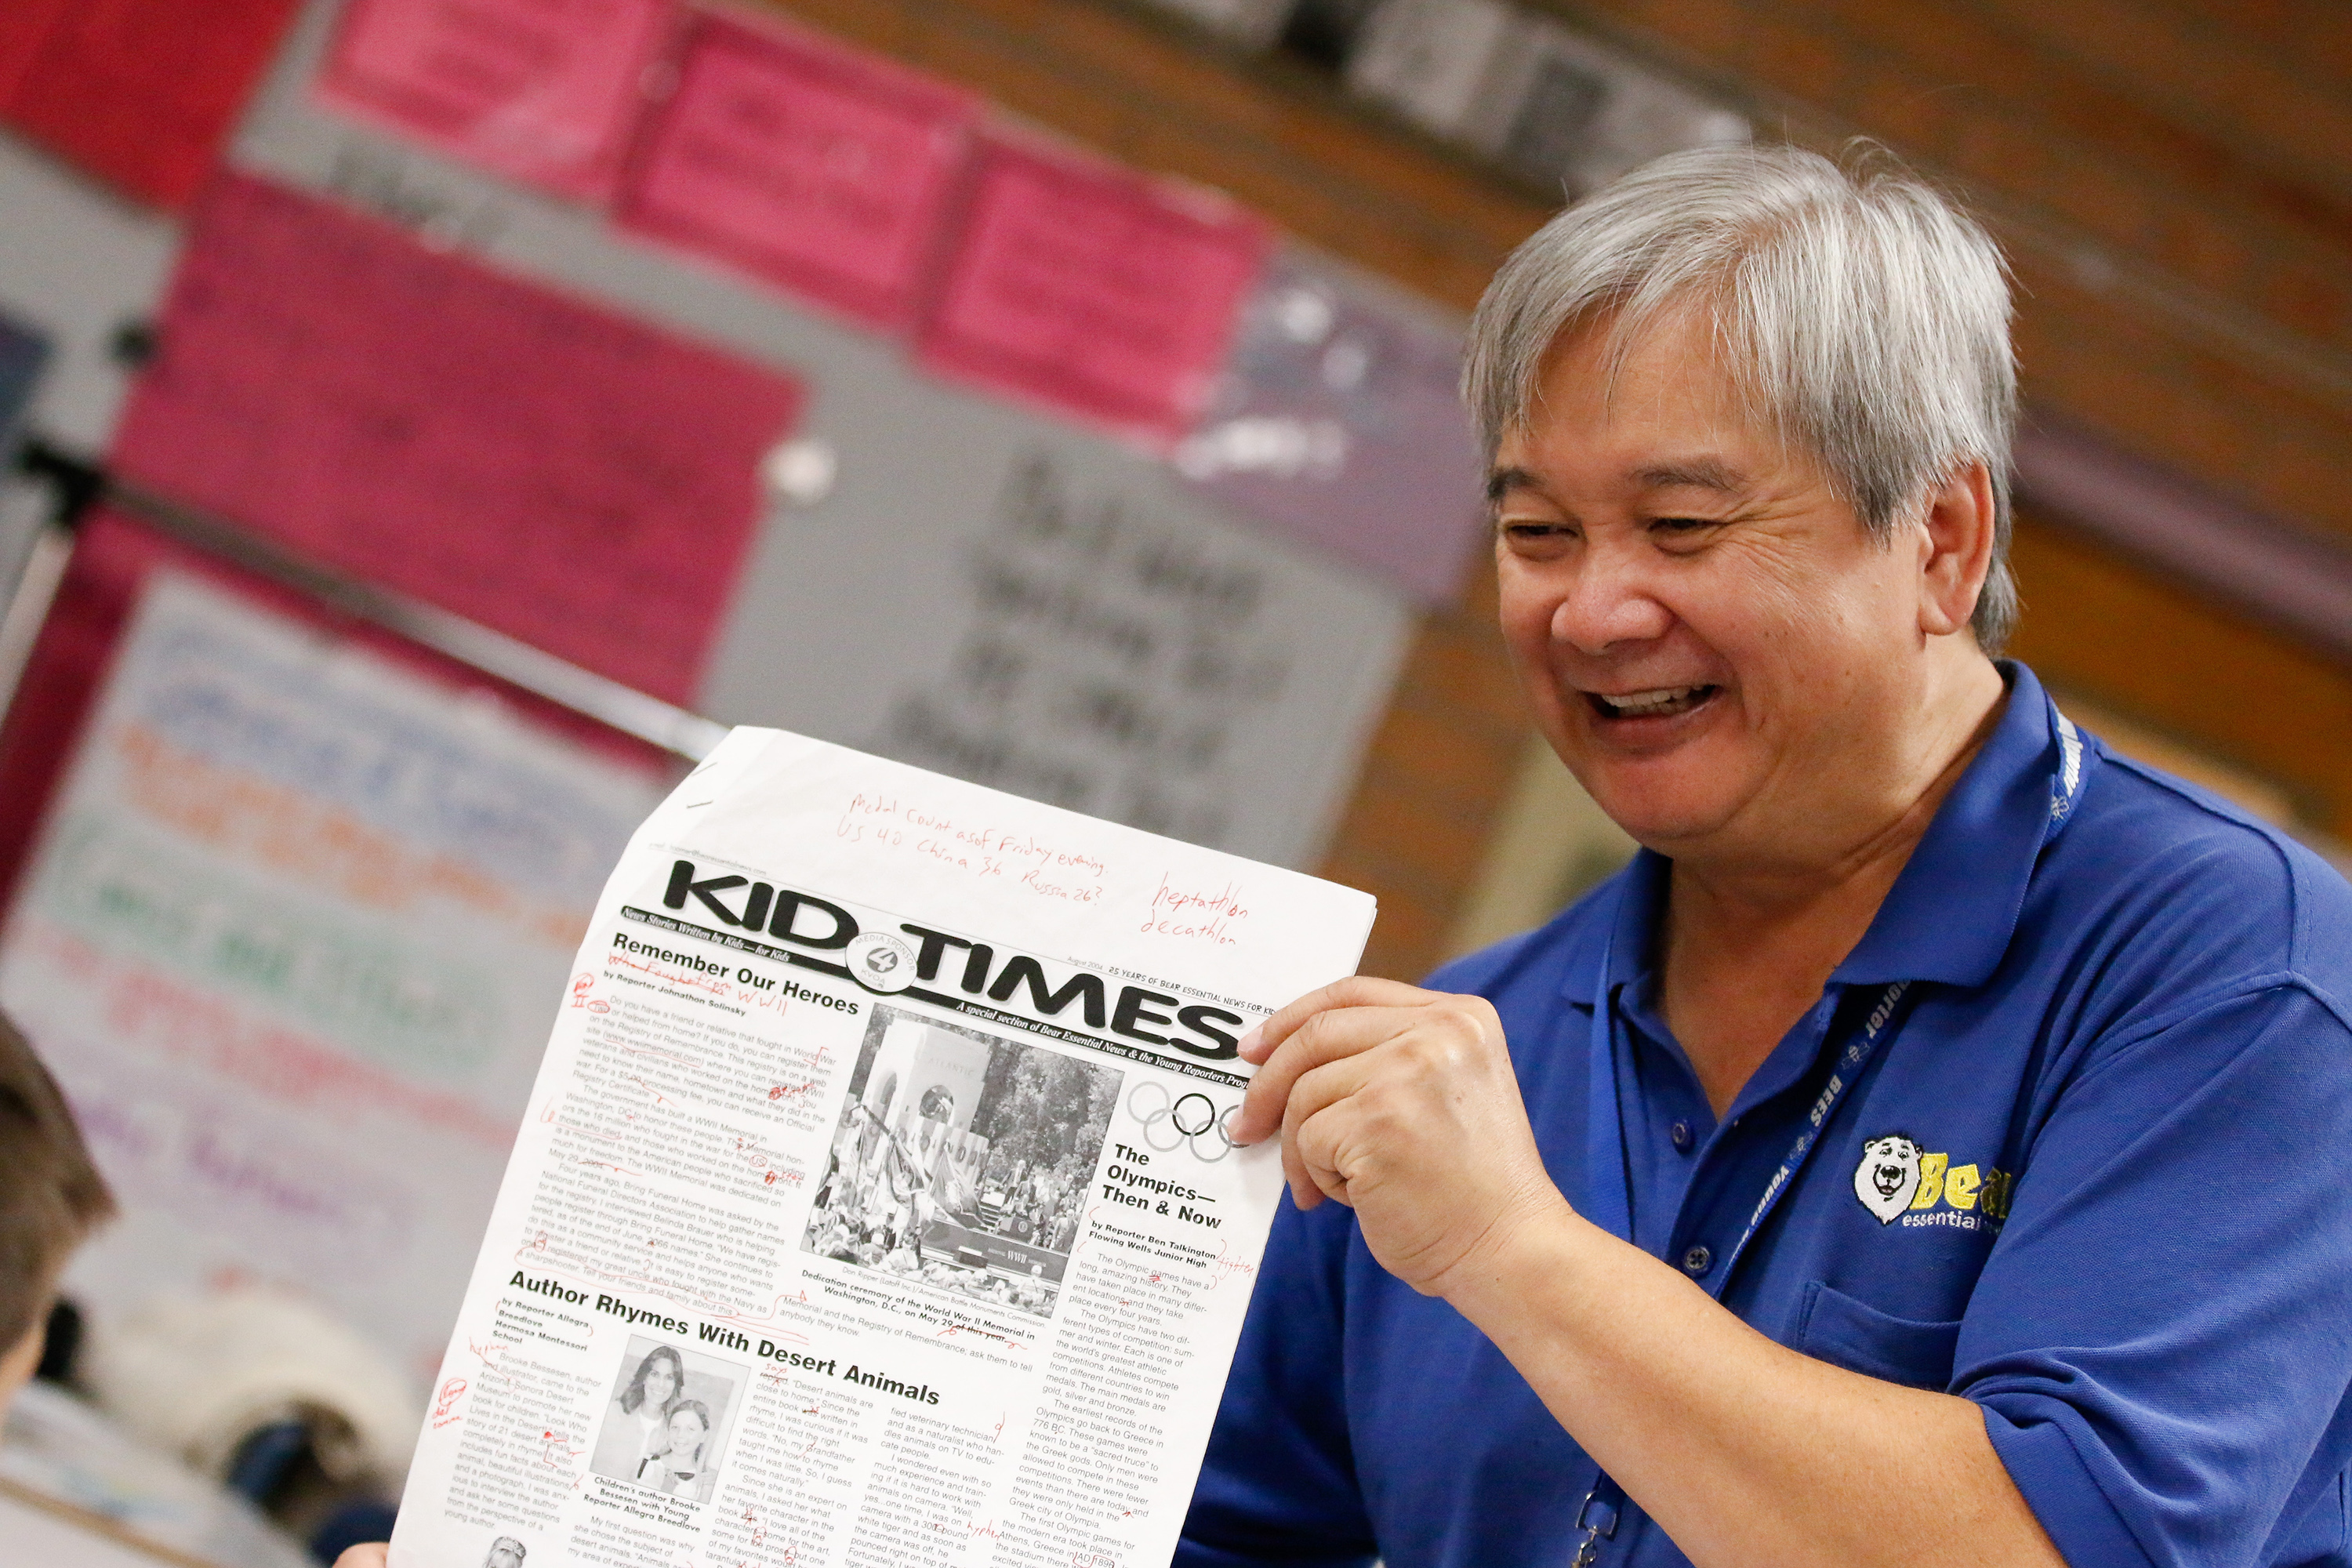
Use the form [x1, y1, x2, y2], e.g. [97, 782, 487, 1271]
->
[1177, 1191, 1379, 1568]
[1960, 982, 2352, 1566]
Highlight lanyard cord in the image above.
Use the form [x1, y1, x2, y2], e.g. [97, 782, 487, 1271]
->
[1567, 698, 2088, 1563]
[1583, 936, 1914, 1274]
[1573, 924, 1912, 1564]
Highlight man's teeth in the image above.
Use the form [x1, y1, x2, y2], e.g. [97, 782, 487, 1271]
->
[1596, 686, 1708, 717]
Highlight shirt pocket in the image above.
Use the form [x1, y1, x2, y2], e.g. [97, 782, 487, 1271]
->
[1794, 1282, 1963, 1391]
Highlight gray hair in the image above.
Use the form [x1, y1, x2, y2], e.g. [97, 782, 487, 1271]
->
[1464, 143, 2019, 652]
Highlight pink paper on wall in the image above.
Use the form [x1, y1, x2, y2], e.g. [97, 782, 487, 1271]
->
[916, 134, 1272, 448]
[2, 0, 303, 209]
[111, 173, 803, 705]
[317, 0, 676, 203]
[0, 0, 74, 107]
[619, 12, 977, 329]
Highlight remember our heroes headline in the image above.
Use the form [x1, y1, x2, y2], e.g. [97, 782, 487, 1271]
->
[510, 1272, 942, 1406]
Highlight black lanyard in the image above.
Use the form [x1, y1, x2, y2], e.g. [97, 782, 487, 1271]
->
[1573, 925, 1912, 1564]
[1567, 704, 2087, 1563]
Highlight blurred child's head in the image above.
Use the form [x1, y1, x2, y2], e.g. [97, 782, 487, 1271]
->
[0, 1011, 114, 1410]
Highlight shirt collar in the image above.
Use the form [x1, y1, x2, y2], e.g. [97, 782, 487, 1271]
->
[1562, 847, 1669, 1012]
[1565, 661, 2080, 1004]
[1834, 660, 2075, 988]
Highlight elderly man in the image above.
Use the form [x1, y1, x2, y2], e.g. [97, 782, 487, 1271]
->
[1178, 147, 2352, 1566]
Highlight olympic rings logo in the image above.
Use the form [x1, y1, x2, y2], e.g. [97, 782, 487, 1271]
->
[1126, 1082, 1241, 1163]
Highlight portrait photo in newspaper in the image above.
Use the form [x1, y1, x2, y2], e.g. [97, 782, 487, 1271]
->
[478, 1536, 528, 1568]
[586, 1336, 741, 1505]
[801, 1006, 1121, 1321]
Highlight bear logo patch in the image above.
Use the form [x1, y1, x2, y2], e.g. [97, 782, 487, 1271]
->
[1853, 1134, 1922, 1224]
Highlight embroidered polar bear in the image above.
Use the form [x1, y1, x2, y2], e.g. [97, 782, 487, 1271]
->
[1853, 1134, 1922, 1223]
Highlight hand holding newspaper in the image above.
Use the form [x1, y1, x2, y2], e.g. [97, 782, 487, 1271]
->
[388, 729, 1376, 1567]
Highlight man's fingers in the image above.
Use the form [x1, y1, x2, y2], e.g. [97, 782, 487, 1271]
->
[1281, 1054, 1379, 1208]
[1237, 975, 1443, 1064]
[1235, 1002, 1432, 1146]
[1279, 1104, 1319, 1210]
[333, 1548, 389, 1568]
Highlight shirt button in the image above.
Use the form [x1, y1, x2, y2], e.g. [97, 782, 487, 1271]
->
[1681, 1245, 1712, 1277]
[1670, 1120, 1693, 1151]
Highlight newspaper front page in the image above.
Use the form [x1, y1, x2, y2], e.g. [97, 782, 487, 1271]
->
[387, 728, 1376, 1568]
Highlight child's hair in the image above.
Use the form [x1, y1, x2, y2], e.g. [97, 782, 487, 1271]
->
[0, 1011, 114, 1351]
[668, 1399, 711, 1461]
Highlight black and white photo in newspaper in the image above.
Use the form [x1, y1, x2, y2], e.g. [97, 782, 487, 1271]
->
[387, 728, 1376, 1568]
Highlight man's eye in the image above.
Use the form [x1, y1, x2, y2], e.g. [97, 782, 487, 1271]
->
[1650, 516, 1716, 533]
[1499, 519, 1572, 540]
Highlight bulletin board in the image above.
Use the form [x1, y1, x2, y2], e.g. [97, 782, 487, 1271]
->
[226, 0, 1446, 872]
[0, 0, 1487, 1403]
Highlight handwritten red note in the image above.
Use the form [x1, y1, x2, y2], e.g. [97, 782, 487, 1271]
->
[1, 0, 303, 208]
[831, 789, 1110, 906]
[318, 0, 677, 203]
[916, 134, 1272, 448]
[1142, 874, 1250, 947]
[619, 12, 977, 329]
[110, 173, 804, 703]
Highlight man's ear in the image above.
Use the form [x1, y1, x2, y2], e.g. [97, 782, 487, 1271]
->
[1918, 460, 1998, 638]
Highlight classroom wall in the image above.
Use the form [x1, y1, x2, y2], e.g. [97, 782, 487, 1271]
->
[814, 0, 2352, 978]
[5, 0, 2344, 982]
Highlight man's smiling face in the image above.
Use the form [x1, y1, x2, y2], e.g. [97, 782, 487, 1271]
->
[1491, 309, 1938, 867]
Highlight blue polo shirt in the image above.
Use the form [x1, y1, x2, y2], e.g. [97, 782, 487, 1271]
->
[1180, 663, 2352, 1567]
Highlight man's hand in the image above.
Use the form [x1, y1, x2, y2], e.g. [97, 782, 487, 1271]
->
[333, 1547, 387, 1568]
[1233, 976, 1571, 1296]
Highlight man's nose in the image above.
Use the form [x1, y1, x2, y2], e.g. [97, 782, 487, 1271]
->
[1548, 545, 1674, 654]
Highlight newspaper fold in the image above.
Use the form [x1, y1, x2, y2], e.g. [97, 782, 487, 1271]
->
[389, 728, 1375, 1568]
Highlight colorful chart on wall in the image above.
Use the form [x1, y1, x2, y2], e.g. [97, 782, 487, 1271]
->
[315, 0, 676, 204]
[0, 534, 673, 1385]
[110, 172, 804, 706]
[619, 8, 979, 330]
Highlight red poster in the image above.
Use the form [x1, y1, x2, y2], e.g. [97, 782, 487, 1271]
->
[318, 0, 677, 204]
[916, 135, 1271, 448]
[111, 173, 804, 706]
[619, 12, 977, 329]
[0, 0, 74, 107]
[1, 0, 303, 209]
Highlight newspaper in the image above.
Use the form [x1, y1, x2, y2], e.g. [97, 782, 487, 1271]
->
[386, 728, 1376, 1568]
